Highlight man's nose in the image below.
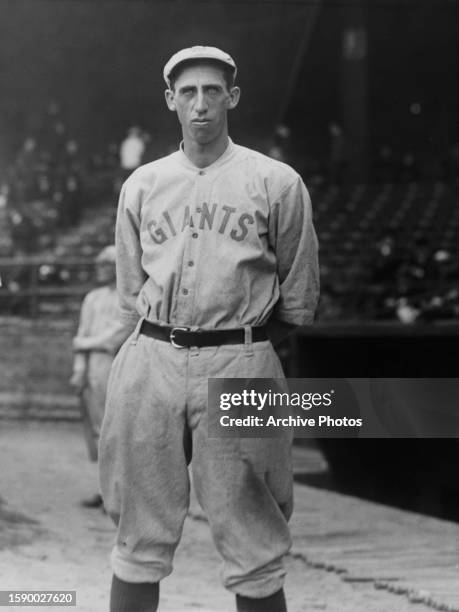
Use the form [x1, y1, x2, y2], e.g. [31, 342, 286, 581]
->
[194, 90, 208, 113]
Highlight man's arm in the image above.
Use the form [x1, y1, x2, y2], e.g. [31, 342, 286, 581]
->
[70, 294, 92, 393]
[72, 179, 147, 357]
[114, 177, 148, 331]
[268, 175, 320, 343]
[72, 318, 134, 355]
[265, 319, 297, 348]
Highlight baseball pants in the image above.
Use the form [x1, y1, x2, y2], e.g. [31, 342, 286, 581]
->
[84, 352, 114, 439]
[99, 321, 293, 598]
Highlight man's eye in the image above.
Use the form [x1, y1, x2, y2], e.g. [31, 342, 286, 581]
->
[207, 88, 218, 95]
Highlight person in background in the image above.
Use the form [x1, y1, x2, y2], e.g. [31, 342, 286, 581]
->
[69, 245, 125, 508]
[119, 126, 147, 176]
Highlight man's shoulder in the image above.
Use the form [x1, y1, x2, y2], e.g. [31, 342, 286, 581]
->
[233, 144, 301, 188]
[84, 285, 108, 302]
[123, 151, 181, 187]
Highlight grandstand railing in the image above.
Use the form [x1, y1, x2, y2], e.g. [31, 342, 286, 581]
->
[0, 257, 97, 318]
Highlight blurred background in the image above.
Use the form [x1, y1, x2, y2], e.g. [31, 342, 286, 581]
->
[1, 0, 459, 520]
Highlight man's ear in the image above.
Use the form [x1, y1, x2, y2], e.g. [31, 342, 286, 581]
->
[227, 86, 241, 110]
[165, 89, 176, 111]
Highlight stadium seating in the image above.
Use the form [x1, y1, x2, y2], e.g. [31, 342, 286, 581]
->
[1, 178, 458, 321]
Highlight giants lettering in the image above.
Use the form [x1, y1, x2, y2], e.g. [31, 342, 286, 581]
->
[146, 203, 255, 244]
[230, 213, 255, 242]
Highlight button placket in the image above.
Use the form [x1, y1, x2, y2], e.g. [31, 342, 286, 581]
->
[180, 232, 195, 303]
[175, 175, 201, 317]
[178, 173, 203, 314]
[184, 174, 209, 322]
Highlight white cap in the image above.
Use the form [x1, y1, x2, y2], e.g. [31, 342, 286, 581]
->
[163, 46, 237, 87]
[96, 245, 116, 264]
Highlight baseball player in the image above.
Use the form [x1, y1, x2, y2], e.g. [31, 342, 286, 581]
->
[70, 245, 125, 508]
[99, 46, 319, 612]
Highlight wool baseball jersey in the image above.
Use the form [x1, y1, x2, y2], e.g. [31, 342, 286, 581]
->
[72, 285, 126, 374]
[115, 139, 319, 331]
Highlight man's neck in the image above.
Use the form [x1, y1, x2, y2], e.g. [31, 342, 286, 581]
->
[183, 135, 229, 169]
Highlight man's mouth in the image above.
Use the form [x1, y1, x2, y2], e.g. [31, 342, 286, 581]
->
[192, 119, 210, 125]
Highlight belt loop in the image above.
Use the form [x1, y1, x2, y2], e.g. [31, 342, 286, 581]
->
[130, 317, 145, 346]
[244, 325, 254, 357]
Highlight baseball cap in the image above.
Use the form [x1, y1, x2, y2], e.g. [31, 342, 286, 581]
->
[163, 46, 237, 87]
[96, 245, 116, 264]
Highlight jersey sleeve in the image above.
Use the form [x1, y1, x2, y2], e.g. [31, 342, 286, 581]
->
[115, 177, 148, 329]
[269, 176, 320, 327]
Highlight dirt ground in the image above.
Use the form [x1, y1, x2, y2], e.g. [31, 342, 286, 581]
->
[0, 419, 436, 612]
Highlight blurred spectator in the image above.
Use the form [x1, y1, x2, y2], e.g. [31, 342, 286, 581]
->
[11, 138, 39, 201]
[422, 287, 459, 321]
[119, 126, 147, 175]
[47, 100, 60, 118]
[396, 238, 430, 295]
[398, 152, 420, 183]
[267, 123, 291, 163]
[62, 174, 83, 226]
[371, 234, 403, 283]
[392, 242, 459, 323]
[366, 234, 404, 318]
[328, 121, 347, 185]
[16, 137, 38, 169]
[105, 142, 119, 170]
[63, 140, 83, 175]
[396, 296, 421, 324]
[315, 289, 343, 320]
[373, 145, 396, 183]
[10, 209, 37, 253]
[430, 249, 459, 288]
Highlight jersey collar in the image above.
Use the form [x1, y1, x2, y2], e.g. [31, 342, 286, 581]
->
[177, 138, 236, 172]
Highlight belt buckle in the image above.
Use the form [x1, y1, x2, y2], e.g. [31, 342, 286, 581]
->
[170, 326, 189, 348]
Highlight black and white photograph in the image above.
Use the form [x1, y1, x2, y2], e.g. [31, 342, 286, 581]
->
[0, 1, 458, 610]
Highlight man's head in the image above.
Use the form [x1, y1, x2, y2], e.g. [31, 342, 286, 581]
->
[163, 46, 240, 148]
[95, 245, 116, 285]
[163, 46, 237, 90]
[167, 59, 236, 93]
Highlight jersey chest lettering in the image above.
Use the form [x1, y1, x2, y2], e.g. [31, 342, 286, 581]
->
[147, 202, 255, 245]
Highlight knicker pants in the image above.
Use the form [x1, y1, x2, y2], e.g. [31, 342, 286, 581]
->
[84, 352, 113, 440]
[99, 327, 293, 598]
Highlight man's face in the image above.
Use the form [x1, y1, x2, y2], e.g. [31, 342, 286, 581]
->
[96, 262, 116, 285]
[165, 63, 240, 146]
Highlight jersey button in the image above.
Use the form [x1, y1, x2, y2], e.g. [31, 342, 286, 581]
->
[182, 288, 189, 295]
[196, 207, 202, 213]
[192, 232, 198, 238]
[198, 170, 205, 176]
[188, 260, 194, 267]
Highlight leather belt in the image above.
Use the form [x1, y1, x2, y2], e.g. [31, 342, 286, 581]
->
[139, 320, 268, 348]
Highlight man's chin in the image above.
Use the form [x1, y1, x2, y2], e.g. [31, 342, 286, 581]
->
[192, 133, 217, 146]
